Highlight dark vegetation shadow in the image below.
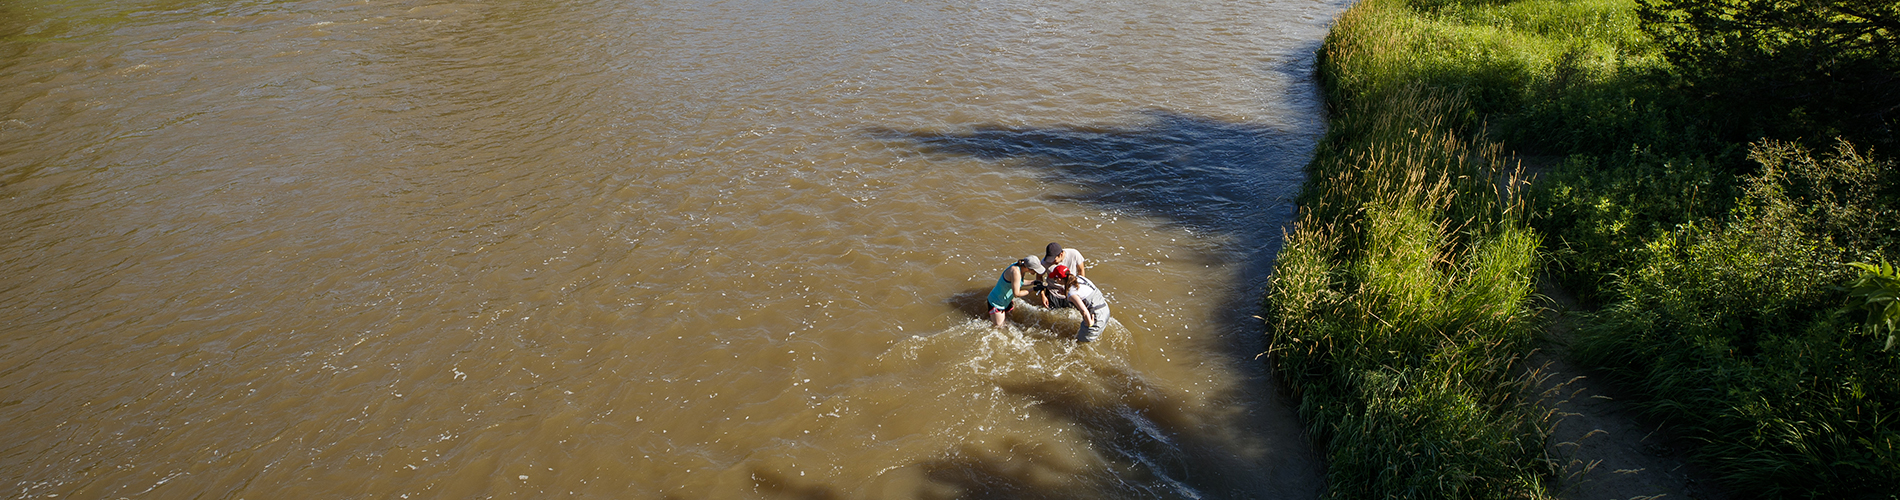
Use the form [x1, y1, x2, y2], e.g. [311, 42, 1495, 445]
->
[945, 288, 992, 319]
[916, 366, 1307, 499]
[750, 467, 840, 500]
[874, 109, 1325, 499]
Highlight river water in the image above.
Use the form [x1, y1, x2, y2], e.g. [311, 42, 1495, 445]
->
[0, 0, 1348, 498]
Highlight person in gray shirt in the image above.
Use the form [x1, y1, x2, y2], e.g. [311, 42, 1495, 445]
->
[1048, 264, 1109, 343]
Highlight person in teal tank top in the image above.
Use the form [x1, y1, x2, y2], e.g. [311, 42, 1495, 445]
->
[987, 256, 1046, 328]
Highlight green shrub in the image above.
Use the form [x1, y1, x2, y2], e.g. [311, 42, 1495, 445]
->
[1637, 0, 1900, 149]
[1572, 139, 1900, 497]
[1534, 147, 1730, 301]
[1745, 139, 1900, 257]
[1845, 260, 1900, 351]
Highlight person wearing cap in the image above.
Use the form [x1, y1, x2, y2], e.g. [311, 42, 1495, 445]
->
[1037, 274, 1069, 309]
[1048, 264, 1110, 342]
[986, 256, 1046, 328]
[1043, 242, 1086, 279]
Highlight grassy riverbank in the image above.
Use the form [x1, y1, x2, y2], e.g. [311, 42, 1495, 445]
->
[1268, 0, 1898, 497]
[1263, 0, 1557, 496]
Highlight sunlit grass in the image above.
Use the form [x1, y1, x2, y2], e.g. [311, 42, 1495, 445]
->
[1267, 85, 1549, 498]
[1265, 1, 1557, 496]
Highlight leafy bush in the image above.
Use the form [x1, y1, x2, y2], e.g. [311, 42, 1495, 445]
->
[1636, 0, 1900, 148]
[1846, 260, 1900, 351]
[1534, 147, 1729, 301]
[1572, 139, 1900, 497]
[1745, 139, 1900, 256]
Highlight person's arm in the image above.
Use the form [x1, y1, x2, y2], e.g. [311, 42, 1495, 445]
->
[1009, 266, 1032, 298]
[1074, 293, 1094, 326]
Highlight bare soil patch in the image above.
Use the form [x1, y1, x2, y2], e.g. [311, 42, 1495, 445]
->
[1530, 279, 1731, 500]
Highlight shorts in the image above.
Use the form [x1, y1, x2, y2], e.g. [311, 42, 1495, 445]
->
[988, 302, 1014, 315]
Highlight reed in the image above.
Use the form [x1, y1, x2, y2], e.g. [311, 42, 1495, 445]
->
[1264, 1, 1552, 496]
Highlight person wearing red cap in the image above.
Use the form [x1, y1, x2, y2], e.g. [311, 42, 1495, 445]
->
[986, 256, 1047, 328]
[1047, 264, 1110, 342]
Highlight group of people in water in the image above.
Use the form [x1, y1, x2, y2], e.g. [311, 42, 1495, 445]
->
[987, 242, 1112, 342]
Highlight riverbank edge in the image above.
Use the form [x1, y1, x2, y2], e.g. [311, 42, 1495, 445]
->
[1259, 0, 1554, 497]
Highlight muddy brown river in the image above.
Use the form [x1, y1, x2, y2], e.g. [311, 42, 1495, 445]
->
[1, 0, 1349, 498]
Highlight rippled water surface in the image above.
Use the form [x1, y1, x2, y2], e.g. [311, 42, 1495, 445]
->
[1, 0, 1349, 497]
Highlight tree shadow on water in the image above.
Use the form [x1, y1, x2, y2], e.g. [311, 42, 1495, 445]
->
[870, 109, 1313, 341]
[873, 110, 1304, 239]
[869, 109, 1310, 304]
[868, 110, 1324, 499]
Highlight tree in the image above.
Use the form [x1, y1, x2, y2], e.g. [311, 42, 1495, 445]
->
[1638, 0, 1900, 147]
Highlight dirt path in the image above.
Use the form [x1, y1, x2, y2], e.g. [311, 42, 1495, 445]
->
[1529, 280, 1730, 500]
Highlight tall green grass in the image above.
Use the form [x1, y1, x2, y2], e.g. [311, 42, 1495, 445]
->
[1277, 0, 1900, 496]
[1265, 0, 1553, 497]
